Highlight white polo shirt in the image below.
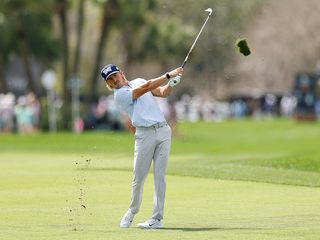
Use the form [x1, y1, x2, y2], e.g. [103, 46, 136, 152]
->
[114, 78, 166, 127]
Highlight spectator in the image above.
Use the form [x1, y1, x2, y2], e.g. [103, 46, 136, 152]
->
[263, 93, 277, 117]
[15, 96, 33, 134]
[26, 92, 41, 132]
[280, 94, 297, 117]
[231, 99, 247, 118]
[0, 93, 15, 133]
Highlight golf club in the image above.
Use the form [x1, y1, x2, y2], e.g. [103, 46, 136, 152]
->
[182, 8, 213, 68]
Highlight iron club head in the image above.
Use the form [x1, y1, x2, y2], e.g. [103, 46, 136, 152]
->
[205, 8, 213, 15]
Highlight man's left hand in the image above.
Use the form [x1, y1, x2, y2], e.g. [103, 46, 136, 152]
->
[169, 75, 182, 87]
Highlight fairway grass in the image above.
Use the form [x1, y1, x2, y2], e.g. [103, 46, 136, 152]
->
[1, 119, 320, 239]
[0, 160, 319, 240]
[1, 153, 320, 240]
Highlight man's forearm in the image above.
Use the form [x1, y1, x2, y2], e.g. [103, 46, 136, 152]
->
[133, 74, 168, 100]
[146, 74, 168, 91]
[133, 67, 183, 100]
[157, 84, 172, 97]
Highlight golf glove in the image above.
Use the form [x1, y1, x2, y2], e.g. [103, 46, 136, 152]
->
[169, 75, 182, 87]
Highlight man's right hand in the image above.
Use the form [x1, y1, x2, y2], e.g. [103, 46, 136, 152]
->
[168, 67, 183, 78]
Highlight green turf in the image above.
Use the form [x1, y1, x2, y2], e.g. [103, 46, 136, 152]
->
[0, 118, 320, 239]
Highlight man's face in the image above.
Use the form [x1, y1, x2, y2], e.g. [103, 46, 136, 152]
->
[105, 72, 123, 89]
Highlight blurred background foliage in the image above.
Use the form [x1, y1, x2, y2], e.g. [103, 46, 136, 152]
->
[1, 0, 320, 129]
[0, 0, 264, 97]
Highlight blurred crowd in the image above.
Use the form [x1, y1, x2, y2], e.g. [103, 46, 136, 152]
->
[83, 93, 320, 134]
[1, 92, 319, 134]
[172, 93, 299, 122]
[0, 92, 40, 134]
[83, 95, 128, 132]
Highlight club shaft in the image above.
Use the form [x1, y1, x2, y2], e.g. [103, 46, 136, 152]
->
[182, 13, 211, 68]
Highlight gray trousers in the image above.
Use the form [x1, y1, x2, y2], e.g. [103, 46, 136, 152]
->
[129, 124, 171, 220]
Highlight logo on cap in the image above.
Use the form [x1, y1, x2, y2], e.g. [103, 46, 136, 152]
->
[101, 64, 120, 80]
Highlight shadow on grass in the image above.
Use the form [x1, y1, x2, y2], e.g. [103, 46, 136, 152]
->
[77, 167, 131, 172]
[160, 227, 264, 232]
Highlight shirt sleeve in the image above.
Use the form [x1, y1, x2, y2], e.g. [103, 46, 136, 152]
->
[137, 78, 147, 86]
[115, 88, 133, 108]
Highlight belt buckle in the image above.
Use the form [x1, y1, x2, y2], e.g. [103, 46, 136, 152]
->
[151, 122, 166, 129]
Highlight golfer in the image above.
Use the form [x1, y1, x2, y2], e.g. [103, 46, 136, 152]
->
[101, 64, 183, 229]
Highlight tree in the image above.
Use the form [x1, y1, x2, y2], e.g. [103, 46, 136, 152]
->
[88, 0, 120, 102]
[139, 18, 192, 70]
[55, 0, 71, 105]
[86, 0, 190, 101]
[115, 0, 157, 71]
[0, 0, 37, 93]
[0, 12, 12, 92]
[72, 0, 86, 76]
[0, 0, 59, 95]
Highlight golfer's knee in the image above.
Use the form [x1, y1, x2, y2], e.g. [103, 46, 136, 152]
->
[154, 173, 166, 182]
[132, 176, 145, 187]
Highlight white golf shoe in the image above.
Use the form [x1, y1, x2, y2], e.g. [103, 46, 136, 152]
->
[138, 219, 163, 229]
[119, 209, 134, 228]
